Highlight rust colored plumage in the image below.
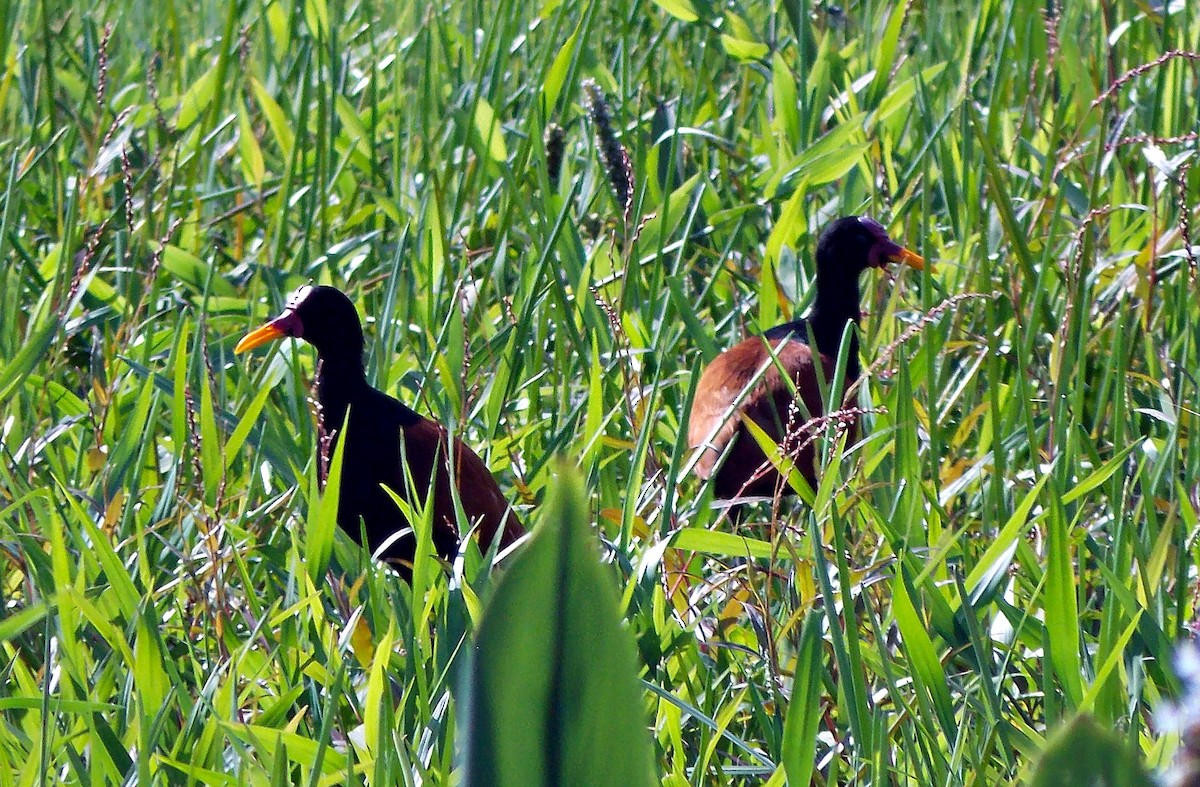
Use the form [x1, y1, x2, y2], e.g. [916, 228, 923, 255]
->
[236, 285, 523, 577]
[688, 331, 836, 498]
[387, 418, 525, 557]
[688, 216, 925, 503]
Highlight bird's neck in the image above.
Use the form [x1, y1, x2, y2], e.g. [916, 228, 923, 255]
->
[315, 354, 368, 431]
[808, 268, 864, 375]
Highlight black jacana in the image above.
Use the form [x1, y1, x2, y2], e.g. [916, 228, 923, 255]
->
[687, 216, 925, 501]
[235, 285, 524, 574]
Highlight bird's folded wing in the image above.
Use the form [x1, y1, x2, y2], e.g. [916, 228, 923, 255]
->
[688, 337, 818, 478]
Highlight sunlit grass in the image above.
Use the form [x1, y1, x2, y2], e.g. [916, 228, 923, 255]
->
[1, 0, 1198, 783]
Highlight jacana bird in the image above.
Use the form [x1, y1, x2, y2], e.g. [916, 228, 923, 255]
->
[687, 216, 925, 501]
[235, 285, 524, 575]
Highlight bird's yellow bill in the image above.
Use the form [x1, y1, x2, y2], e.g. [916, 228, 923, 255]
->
[889, 247, 927, 272]
[235, 322, 287, 354]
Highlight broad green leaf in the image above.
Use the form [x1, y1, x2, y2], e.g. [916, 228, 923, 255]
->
[741, 403, 818, 505]
[221, 723, 349, 774]
[0, 697, 118, 713]
[1061, 444, 1137, 504]
[303, 0, 329, 37]
[1044, 492, 1083, 708]
[798, 141, 871, 187]
[0, 317, 59, 405]
[771, 53, 800, 151]
[306, 409, 347, 582]
[866, 1, 907, 104]
[171, 324, 190, 467]
[334, 95, 371, 157]
[1079, 611, 1143, 712]
[103, 371, 156, 496]
[198, 367, 221, 503]
[474, 98, 508, 162]
[224, 362, 285, 469]
[963, 475, 1048, 598]
[764, 187, 807, 274]
[363, 625, 394, 755]
[765, 117, 866, 197]
[650, 0, 698, 22]
[238, 107, 266, 187]
[0, 602, 49, 641]
[696, 686, 749, 776]
[892, 572, 957, 741]
[78, 508, 140, 621]
[157, 244, 237, 296]
[265, 1, 289, 60]
[251, 78, 295, 157]
[969, 103, 1053, 321]
[35, 243, 121, 304]
[670, 528, 777, 560]
[66, 585, 136, 666]
[580, 335, 605, 471]
[542, 31, 578, 112]
[635, 172, 702, 251]
[875, 64, 948, 122]
[156, 759, 240, 787]
[460, 462, 656, 787]
[174, 65, 218, 130]
[720, 35, 768, 62]
[135, 608, 170, 716]
[781, 611, 823, 786]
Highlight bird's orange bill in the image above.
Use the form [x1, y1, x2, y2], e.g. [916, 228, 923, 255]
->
[889, 247, 927, 272]
[235, 321, 287, 354]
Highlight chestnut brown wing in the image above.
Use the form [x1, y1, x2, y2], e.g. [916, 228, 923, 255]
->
[442, 430, 525, 553]
[395, 417, 523, 557]
[688, 335, 837, 496]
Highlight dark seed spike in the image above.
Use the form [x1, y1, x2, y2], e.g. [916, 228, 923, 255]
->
[582, 80, 634, 223]
[1179, 163, 1197, 286]
[545, 122, 566, 188]
[95, 24, 112, 117]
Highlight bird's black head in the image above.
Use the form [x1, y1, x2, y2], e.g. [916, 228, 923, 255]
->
[235, 284, 365, 361]
[815, 215, 925, 278]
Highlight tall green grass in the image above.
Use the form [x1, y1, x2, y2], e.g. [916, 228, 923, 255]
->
[0, 0, 1198, 783]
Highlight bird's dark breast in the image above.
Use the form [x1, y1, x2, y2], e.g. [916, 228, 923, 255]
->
[332, 399, 451, 564]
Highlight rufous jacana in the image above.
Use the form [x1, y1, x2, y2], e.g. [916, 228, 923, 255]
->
[235, 285, 524, 575]
[687, 216, 925, 502]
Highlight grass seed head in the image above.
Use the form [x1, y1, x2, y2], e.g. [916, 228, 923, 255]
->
[583, 79, 634, 223]
[545, 122, 565, 188]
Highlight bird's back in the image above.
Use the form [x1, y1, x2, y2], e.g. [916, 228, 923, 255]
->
[334, 386, 522, 569]
[688, 325, 839, 498]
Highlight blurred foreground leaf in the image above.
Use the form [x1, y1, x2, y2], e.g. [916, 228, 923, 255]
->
[459, 461, 656, 787]
[1029, 714, 1154, 787]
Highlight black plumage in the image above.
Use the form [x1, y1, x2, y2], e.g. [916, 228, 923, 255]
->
[236, 285, 523, 576]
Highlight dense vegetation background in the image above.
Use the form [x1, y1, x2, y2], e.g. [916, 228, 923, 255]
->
[0, 0, 1198, 783]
